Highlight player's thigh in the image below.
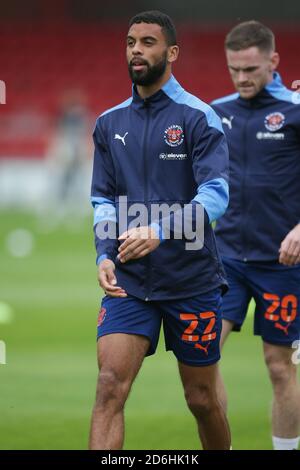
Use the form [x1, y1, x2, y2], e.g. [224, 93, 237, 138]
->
[220, 319, 235, 349]
[221, 257, 252, 332]
[97, 332, 151, 382]
[97, 295, 162, 361]
[96, 295, 161, 385]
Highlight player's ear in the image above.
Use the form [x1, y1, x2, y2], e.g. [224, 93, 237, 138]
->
[168, 45, 179, 64]
[270, 51, 280, 71]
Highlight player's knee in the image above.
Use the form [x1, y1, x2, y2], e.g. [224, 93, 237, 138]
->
[265, 355, 293, 388]
[95, 369, 129, 409]
[184, 383, 217, 417]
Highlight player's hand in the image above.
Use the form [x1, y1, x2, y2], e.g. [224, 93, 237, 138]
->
[117, 226, 160, 263]
[97, 259, 127, 297]
[279, 223, 300, 266]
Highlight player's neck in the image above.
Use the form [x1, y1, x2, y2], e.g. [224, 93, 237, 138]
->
[266, 70, 275, 85]
[255, 73, 275, 96]
[137, 70, 172, 100]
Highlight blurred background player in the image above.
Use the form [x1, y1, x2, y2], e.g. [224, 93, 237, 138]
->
[211, 21, 300, 450]
[45, 90, 91, 218]
[89, 11, 231, 450]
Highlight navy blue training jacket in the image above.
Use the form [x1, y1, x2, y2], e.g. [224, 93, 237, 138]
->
[91, 75, 229, 301]
[212, 72, 300, 262]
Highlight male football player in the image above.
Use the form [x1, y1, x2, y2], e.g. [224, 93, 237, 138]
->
[89, 11, 231, 449]
[212, 21, 300, 450]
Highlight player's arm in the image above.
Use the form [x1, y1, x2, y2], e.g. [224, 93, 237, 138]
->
[118, 107, 229, 262]
[188, 107, 229, 226]
[278, 110, 300, 266]
[91, 119, 127, 296]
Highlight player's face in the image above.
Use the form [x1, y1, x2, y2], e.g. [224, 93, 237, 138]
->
[226, 46, 279, 99]
[127, 22, 174, 86]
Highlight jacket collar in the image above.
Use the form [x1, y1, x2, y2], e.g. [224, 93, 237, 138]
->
[265, 71, 284, 95]
[237, 72, 285, 108]
[131, 75, 183, 111]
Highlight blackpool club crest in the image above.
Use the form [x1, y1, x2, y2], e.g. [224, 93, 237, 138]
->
[164, 125, 184, 147]
[264, 112, 285, 132]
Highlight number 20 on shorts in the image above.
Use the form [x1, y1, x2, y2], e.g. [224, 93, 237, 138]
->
[263, 293, 298, 323]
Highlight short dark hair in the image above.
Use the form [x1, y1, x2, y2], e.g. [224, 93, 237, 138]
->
[129, 10, 177, 46]
[225, 21, 275, 53]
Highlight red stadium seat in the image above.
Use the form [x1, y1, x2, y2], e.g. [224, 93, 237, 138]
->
[0, 21, 298, 158]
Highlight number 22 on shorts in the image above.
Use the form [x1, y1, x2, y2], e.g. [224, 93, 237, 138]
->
[180, 311, 216, 342]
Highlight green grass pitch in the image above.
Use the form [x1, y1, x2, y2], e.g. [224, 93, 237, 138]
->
[0, 210, 297, 450]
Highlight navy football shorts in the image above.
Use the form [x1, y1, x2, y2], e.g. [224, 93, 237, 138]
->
[222, 257, 300, 346]
[97, 288, 223, 367]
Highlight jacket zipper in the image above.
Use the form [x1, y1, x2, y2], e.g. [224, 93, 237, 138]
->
[240, 110, 251, 262]
[143, 100, 152, 301]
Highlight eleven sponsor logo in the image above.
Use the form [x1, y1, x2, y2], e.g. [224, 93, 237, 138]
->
[159, 153, 187, 160]
[256, 131, 285, 140]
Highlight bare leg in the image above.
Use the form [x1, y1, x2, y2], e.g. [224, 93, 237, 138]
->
[89, 333, 150, 450]
[215, 319, 235, 413]
[179, 361, 231, 450]
[263, 342, 300, 439]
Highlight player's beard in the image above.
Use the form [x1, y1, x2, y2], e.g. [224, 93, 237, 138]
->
[128, 51, 168, 86]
